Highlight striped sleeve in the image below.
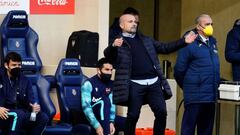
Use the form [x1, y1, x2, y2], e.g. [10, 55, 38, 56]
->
[81, 81, 100, 129]
[109, 92, 116, 122]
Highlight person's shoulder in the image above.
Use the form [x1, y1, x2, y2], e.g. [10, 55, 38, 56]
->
[18, 72, 31, 83]
[84, 75, 97, 86]
[0, 67, 5, 75]
[182, 28, 198, 38]
[209, 36, 217, 44]
[110, 17, 120, 29]
[0, 67, 8, 78]
[137, 32, 152, 41]
[181, 37, 199, 51]
[229, 26, 240, 36]
[0, 68, 5, 81]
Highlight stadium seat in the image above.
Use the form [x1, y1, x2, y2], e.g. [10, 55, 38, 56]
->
[21, 58, 72, 135]
[0, 10, 42, 71]
[55, 58, 90, 134]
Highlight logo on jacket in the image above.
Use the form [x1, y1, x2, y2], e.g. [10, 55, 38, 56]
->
[95, 87, 98, 92]
[213, 44, 218, 54]
[92, 97, 102, 103]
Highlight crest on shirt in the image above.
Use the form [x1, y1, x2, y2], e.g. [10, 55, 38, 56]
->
[213, 44, 218, 54]
[95, 87, 98, 92]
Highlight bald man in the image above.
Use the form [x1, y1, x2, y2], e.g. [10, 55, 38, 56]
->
[104, 14, 197, 135]
[174, 14, 220, 135]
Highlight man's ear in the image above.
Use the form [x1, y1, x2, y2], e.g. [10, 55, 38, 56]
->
[196, 24, 200, 31]
[4, 63, 8, 69]
[119, 23, 124, 29]
[97, 68, 101, 74]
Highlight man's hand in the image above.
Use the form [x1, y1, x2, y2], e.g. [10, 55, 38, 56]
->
[30, 103, 41, 113]
[110, 123, 115, 135]
[96, 125, 104, 135]
[184, 31, 198, 44]
[113, 37, 123, 47]
[0, 107, 9, 120]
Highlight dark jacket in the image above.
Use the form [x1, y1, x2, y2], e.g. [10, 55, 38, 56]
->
[225, 25, 240, 81]
[109, 17, 121, 42]
[0, 68, 35, 111]
[104, 32, 187, 105]
[174, 35, 220, 105]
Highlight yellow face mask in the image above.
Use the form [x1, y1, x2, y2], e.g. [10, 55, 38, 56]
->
[203, 25, 213, 36]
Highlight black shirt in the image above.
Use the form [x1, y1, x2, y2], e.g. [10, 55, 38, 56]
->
[124, 35, 157, 79]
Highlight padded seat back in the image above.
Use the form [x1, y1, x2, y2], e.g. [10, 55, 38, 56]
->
[21, 58, 55, 120]
[0, 10, 42, 71]
[21, 59, 74, 135]
[55, 58, 87, 124]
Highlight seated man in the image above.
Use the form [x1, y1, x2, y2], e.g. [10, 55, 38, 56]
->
[0, 52, 48, 135]
[81, 58, 115, 135]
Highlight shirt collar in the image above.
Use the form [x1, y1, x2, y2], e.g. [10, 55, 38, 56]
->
[199, 34, 209, 43]
[122, 32, 136, 38]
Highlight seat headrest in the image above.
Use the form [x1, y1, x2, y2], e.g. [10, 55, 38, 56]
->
[21, 58, 38, 74]
[59, 58, 82, 75]
[55, 58, 82, 85]
[0, 10, 29, 37]
[5, 10, 28, 28]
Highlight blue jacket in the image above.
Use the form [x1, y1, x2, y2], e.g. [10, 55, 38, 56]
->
[81, 75, 115, 130]
[0, 68, 35, 110]
[225, 26, 240, 81]
[174, 35, 220, 105]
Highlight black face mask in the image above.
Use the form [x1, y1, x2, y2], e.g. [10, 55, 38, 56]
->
[10, 68, 21, 78]
[100, 72, 112, 82]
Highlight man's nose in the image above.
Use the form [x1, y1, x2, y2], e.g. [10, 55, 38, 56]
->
[106, 70, 112, 74]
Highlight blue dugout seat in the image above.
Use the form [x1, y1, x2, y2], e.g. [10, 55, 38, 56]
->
[0, 10, 72, 135]
[0, 10, 42, 71]
[55, 58, 90, 135]
[21, 58, 72, 135]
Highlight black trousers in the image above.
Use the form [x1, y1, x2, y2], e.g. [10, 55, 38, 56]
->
[0, 109, 48, 135]
[181, 103, 215, 135]
[124, 79, 167, 135]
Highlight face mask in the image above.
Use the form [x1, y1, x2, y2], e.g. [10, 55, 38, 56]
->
[202, 25, 213, 36]
[100, 72, 112, 82]
[10, 67, 21, 78]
